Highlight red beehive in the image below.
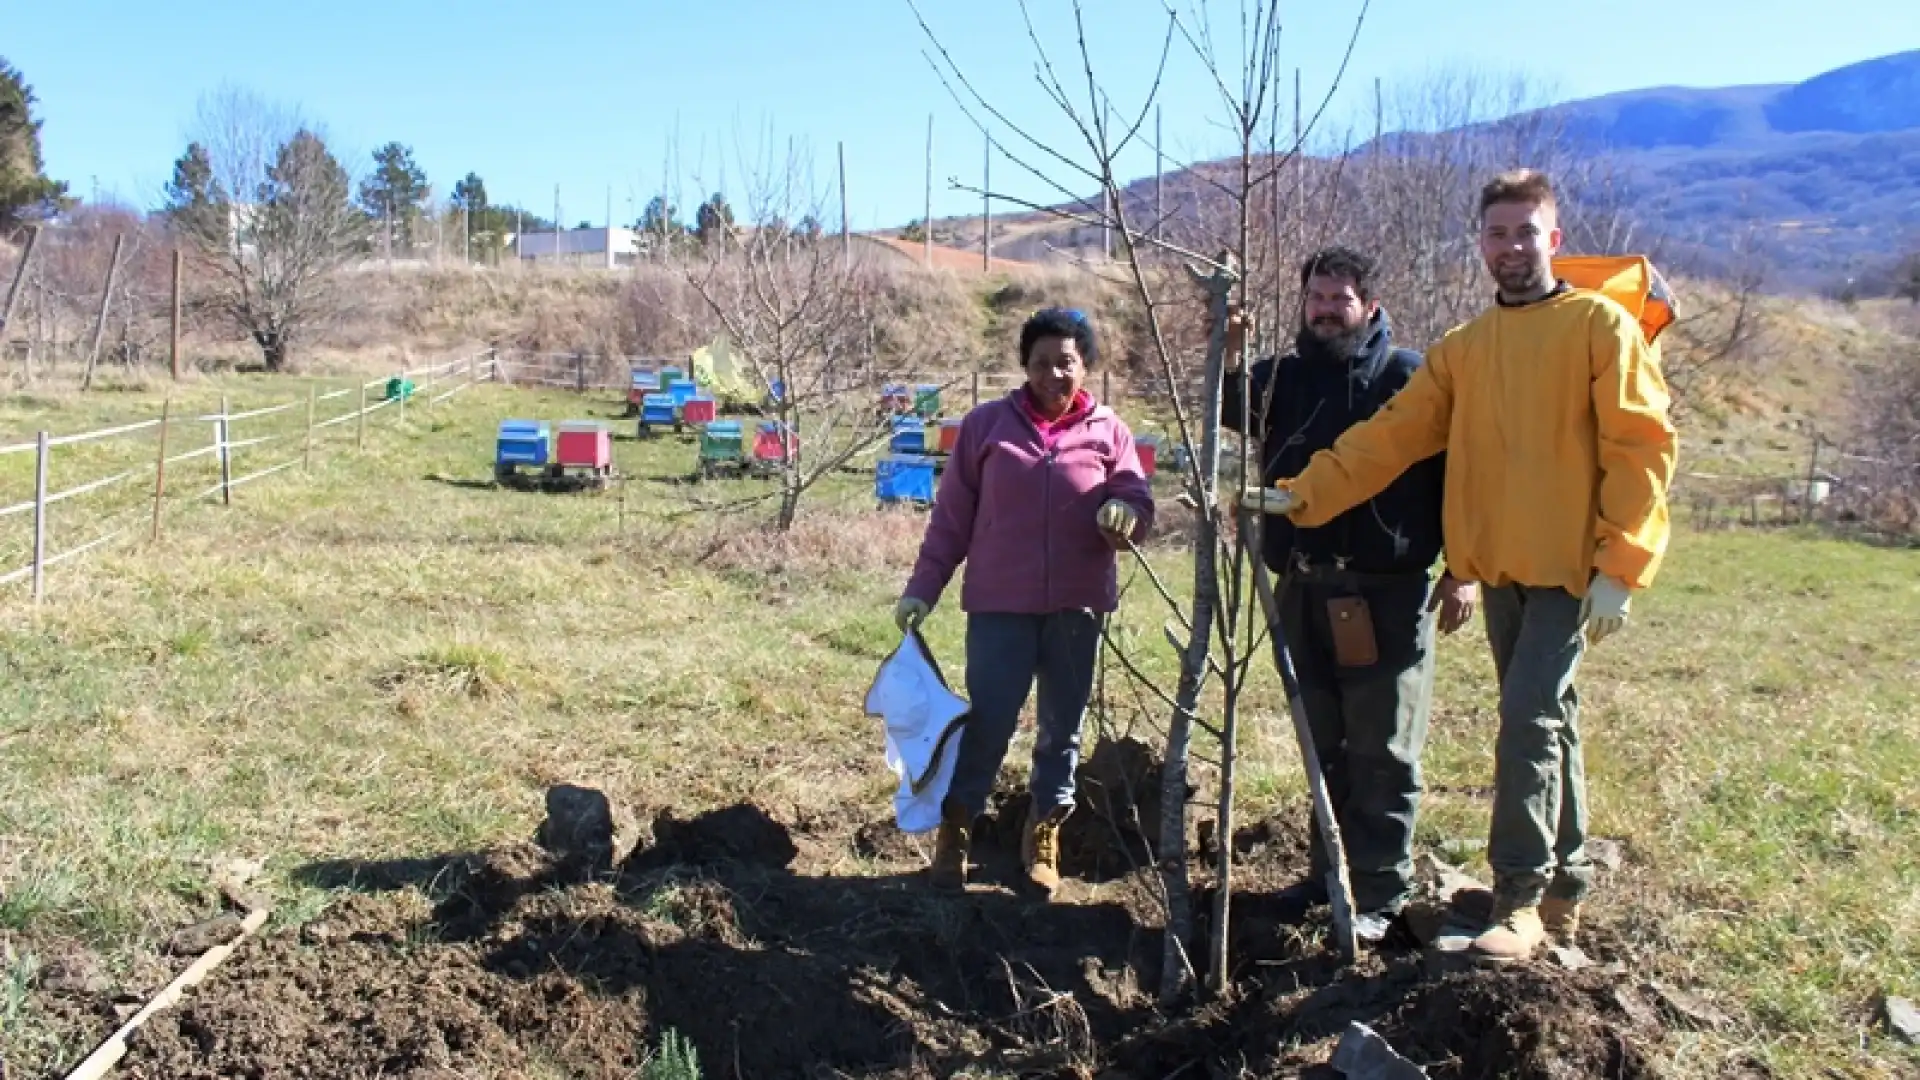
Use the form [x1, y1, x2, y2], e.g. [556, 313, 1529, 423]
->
[1137, 437, 1158, 477]
[938, 419, 963, 453]
[754, 422, 796, 462]
[556, 420, 612, 470]
[682, 396, 717, 425]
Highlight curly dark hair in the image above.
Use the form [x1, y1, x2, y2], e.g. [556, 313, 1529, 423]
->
[1299, 246, 1377, 302]
[1018, 307, 1098, 368]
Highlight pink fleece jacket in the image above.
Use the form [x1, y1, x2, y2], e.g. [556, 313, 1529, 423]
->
[903, 388, 1156, 615]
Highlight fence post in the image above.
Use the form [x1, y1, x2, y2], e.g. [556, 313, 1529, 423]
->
[1102, 370, 1112, 407]
[217, 394, 233, 507]
[489, 346, 499, 383]
[305, 383, 317, 471]
[31, 431, 48, 603]
[1802, 432, 1821, 524]
[576, 351, 586, 393]
[971, 372, 980, 409]
[396, 372, 407, 424]
[151, 399, 171, 542]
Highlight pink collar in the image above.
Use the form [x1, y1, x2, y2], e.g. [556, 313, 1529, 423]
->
[1018, 387, 1094, 451]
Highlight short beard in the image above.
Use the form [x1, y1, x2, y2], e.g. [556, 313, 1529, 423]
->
[1303, 319, 1366, 358]
[1495, 263, 1548, 297]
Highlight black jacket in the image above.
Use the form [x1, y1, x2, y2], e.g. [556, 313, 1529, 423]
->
[1222, 308, 1446, 577]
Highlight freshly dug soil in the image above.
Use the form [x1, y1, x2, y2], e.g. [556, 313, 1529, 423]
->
[54, 743, 1664, 1079]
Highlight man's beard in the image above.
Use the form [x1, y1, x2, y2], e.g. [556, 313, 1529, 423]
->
[1495, 260, 1548, 296]
[1303, 317, 1366, 358]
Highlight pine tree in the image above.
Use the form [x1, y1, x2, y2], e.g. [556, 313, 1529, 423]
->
[163, 142, 228, 241]
[0, 57, 71, 231]
[356, 142, 430, 253]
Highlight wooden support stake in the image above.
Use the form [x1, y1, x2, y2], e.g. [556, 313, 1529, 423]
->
[304, 383, 317, 471]
[217, 395, 232, 507]
[356, 383, 367, 450]
[1, 224, 43, 348]
[971, 371, 980, 409]
[60, 907, 270, 1080]
[151, 400, 171, 542]
[31, 431, 48, 603]
[1802, 432, 1821, 524]
[169, 249, 183, 380]
[80, 233, 127, 391]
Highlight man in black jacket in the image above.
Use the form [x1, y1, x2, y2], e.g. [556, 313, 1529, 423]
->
[1224, 246, 1477, 942]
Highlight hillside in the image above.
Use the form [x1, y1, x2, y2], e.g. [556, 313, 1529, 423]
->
[908, 50, 1920, 290]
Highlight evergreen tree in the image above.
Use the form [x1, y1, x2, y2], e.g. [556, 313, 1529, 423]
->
[450, 172, 487, 213]
[163, 142, 229, 240]
[694, 192, 734, 245]
[356, 142, 430, 252]
[0, 57, 71, 230]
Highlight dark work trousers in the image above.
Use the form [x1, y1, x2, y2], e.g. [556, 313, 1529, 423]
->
[946, 610, 1102, 821]
[1481, 584, 1592, 908]
[1274, 568, 1437, 915]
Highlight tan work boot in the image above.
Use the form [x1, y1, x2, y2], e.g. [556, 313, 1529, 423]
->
[1541, 895, 1582, 941]
[1022, 803, 1069, 897]
[1469, 901, 1545, 965]
[929, 800, 971, 892]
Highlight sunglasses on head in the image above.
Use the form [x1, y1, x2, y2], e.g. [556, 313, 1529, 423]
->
[1038, 307, 1088, 325]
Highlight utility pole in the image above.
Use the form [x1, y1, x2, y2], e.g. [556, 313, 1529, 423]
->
[1102, 99, 1112, 261]
[924, 114, 934, 270]
[1154, 106, 1164, 242]
[839, 141, 851, 270]
[982, 132, 992, 271]
[1294, 68, 1305, 249]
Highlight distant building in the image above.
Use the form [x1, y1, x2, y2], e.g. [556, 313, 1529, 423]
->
[513, 226, 640, 268]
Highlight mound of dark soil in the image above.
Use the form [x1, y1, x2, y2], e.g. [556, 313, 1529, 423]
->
[94, 774, 1668, 1079]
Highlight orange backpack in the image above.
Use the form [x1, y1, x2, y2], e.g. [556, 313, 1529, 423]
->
[1553, 254, 1678, 344]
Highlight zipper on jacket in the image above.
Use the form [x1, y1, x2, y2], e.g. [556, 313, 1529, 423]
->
[1044, 447, 1054, 612]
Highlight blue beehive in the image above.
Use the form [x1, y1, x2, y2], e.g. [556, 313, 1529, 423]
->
[496, 419, 551, 469]
[877, 454, 937, 505]
[890, 416, 926, 454]
[668, 378, 699, 408]
[641, 393, 677, 426]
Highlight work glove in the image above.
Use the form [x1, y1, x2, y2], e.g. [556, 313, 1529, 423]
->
[1095, 499, 1139, 547]
[1427, 573, 1478, 635]
[1238, 484, 1299, 517]
[1578, 574, 1632, 646]
[894, 597, 930, 634]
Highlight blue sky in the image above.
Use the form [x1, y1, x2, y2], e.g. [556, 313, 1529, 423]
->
[10, 0, 1915, 230]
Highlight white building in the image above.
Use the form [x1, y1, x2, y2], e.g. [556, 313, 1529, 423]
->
[513, 226, 641, 268]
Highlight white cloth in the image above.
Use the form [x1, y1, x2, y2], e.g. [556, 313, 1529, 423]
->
[863, 630, 971, 834]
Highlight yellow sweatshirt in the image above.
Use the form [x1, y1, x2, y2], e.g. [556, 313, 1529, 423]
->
[1281, 288, 1678, 596]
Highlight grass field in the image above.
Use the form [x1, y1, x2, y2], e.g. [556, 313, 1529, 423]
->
[0, 373, 1916, 1078]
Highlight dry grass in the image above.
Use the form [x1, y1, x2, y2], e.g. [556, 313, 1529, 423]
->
[0, 289, 1916, 1077]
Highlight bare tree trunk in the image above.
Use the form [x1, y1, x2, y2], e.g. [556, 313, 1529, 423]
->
[1161, 264, 1237, 1002]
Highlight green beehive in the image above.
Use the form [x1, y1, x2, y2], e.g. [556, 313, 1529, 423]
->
[913, 384, 941, 419]
[385, 377, 416, 401]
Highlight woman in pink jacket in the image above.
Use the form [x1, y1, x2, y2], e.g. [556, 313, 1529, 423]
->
[894, 307, 1156, 897]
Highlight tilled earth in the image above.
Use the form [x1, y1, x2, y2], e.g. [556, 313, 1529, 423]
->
[27, 742, 1673, 1079]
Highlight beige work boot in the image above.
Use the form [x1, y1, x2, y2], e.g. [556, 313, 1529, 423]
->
[929, 800, 971, 892]
[1022, 804, 1070, 898]
[1469, 901, 1546, 965]
[1541, 895, 1582, 941]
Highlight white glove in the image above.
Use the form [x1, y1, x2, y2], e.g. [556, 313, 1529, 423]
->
[1578, 574, 1632, 646]
[1238, 485, 1299, 516]
[895, 597, 930, 634]
[1096, 499, 1139, 546]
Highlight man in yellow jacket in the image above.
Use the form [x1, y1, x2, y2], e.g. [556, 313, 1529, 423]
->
[1243, 168, 1678, 964]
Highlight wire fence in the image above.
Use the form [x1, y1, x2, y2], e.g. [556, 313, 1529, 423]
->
[0, 350, 490, 601]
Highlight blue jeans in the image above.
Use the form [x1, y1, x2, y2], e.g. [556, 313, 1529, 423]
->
[946, 611, 1101, 821]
